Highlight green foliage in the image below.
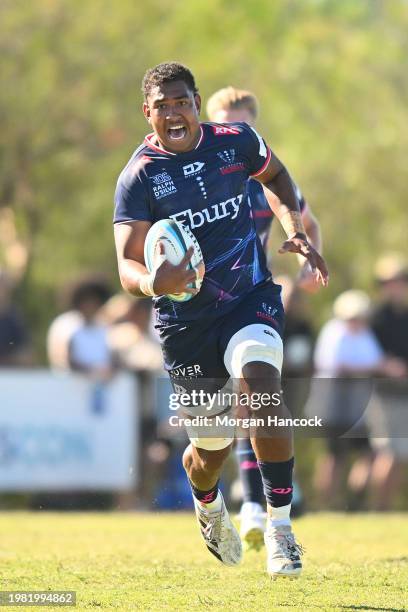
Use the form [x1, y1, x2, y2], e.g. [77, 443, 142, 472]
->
[1, 0, 407, 355]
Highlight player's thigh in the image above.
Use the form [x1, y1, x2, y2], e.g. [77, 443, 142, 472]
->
[161, 321, 234, 450]
[221, 281, 285, 381]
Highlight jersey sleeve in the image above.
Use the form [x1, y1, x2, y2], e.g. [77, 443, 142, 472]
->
[235, 123, 272, 177]
[113, 163, 151, 224]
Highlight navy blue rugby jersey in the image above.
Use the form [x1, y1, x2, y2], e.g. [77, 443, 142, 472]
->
[114, 122, 278, 324]
[248, 179, 307, 250]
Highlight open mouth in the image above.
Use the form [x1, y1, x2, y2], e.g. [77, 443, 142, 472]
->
[167, 125, 187, 140]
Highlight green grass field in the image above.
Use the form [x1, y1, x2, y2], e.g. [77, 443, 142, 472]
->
[0, 512, 407, 611]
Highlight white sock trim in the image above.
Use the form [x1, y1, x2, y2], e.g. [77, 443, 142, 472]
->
[268, 503, 291, 527]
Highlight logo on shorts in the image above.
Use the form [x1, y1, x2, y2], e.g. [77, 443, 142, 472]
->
[256, 302, 278, 323]
[263, 329, 275, 337]
[173, 383, 188, 394]
[262, 303, 277, 317]
[170, 364, 203, 379]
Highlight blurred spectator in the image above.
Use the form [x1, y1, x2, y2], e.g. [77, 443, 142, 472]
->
[278, 275, 314, 416]
[33, 278, 114, 511]
[279, 275, 314, 516]
[102, 293, 172, 509]
[0, 269, 33, 366]
[67, 280, 114, 380]
[47, 277, 113, 373]
[102, 293, 162, 372]
[47, 310, 83, 369]
[368, 254, 408, 510]
[311, 290, 384, 509]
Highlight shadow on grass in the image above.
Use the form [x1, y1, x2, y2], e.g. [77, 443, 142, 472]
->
[340, 606, 405, 612]
[383, 556, 408, 564]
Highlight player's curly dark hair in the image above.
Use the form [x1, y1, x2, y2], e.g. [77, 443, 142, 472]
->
[142, 62, 198, 100]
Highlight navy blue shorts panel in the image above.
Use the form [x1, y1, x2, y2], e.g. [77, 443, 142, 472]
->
[159, 281, 284, 393]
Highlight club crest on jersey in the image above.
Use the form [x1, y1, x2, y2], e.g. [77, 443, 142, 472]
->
[212, 125, 240, 136]
[217, 149, 235, 164]
[218, 148, 245, 175]
[183, 161, 205, 177]
[170, 194, 243, 229]
[151, 172, 177, 200]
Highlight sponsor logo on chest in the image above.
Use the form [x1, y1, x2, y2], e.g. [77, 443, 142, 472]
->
[170, 194, 243, 229]
[183, 161, 205, 177]
[151, 171, 177, 200]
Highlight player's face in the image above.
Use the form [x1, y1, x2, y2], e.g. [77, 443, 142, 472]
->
[210, 108, 255, 127]
[143, 81, 201, 153]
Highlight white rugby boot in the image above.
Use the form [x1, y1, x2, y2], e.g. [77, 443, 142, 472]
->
[239, 502, 265, 551]
[264, 524, 303, 578]
[193, 492, 242, 566]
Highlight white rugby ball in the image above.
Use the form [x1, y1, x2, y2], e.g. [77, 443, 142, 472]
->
[144, 219, 205, 302]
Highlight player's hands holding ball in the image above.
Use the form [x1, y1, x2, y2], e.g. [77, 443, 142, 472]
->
[144, 219, 205, 302]
[153, 244, 199, 297]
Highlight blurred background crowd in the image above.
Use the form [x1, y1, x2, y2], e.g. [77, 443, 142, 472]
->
[1, 251, 407, 513]
[0, 0, 407, 513]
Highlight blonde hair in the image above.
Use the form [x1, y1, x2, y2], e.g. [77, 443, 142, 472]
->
[206, 86, 259, 120]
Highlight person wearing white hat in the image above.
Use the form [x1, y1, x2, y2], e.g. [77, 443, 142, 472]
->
[311, 289, 384, 509]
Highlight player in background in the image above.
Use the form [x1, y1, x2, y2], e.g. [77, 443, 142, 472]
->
[114, 63, 328, 577]
[207, 86, 323, 550]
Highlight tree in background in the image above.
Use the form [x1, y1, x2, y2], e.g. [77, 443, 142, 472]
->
[0, 0, 407, 355]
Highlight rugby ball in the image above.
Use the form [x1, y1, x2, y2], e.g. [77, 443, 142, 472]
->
[144, 219, 205, 302]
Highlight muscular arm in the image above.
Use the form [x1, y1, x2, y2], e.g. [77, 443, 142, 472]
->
[114, 221, 152, 297]
[302, 205, 322, 253]
[255, 153, 303, 225]
[254, 152, 329, 286]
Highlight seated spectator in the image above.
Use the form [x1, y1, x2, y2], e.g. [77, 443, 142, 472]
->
[68, 280, 114, 380]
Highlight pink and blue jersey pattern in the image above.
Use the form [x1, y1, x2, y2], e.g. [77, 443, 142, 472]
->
[114, 122, 277, 324]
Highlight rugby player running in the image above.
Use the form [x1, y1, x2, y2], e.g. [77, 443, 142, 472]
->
[114, 62, 328, 577]
[206, 86, 323, 550]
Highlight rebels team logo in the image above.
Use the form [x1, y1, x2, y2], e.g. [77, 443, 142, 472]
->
[217, 148, 245, 175]
[212, 125, 240, 135]
[217, 149, 235, 164]
[256, 302, 278, 323]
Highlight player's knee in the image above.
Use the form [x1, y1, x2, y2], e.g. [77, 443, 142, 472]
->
[193, 445, 231, 474]
[182, 444, 194, 473]
[224, 323, 283, 379]
[242, 361, 281, 396]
